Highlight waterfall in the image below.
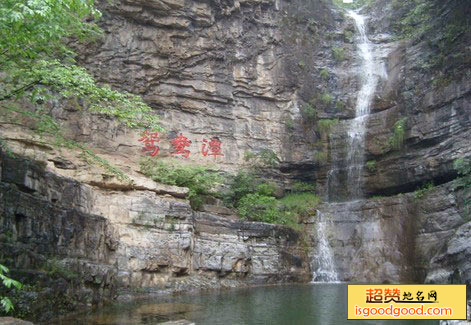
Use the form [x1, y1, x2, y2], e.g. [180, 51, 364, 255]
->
[327, 10, 386, 201]
[313, 10, 386, 282]
[344, 10, 383, 199]
[312, 210, 339, 283]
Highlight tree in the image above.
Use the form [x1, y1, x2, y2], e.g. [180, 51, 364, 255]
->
[0, 0, 161, 178]
[0, 264, 22, 313]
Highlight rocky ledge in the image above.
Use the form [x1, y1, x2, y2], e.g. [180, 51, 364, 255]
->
[0, 153, 310, 321]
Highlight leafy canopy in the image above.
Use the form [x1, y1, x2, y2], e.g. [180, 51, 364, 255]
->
[0, 0, 161, 140]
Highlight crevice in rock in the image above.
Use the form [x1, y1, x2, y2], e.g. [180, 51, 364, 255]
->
[365, 170, 458, 198]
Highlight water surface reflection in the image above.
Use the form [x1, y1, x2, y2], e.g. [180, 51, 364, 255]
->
[52, 284, 438, 325]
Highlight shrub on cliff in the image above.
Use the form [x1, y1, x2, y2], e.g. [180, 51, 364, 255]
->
[235, 178, 320, 226]
[140, 158, 221, 210]
[389, 117, 407, 150]
[0, 264, 22, 313]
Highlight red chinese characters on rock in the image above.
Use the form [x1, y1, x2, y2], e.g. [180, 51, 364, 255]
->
[138, 130, 160, 156]
[201, 137, 224, 160]
[138, 131, 225, 160]
[171, 133, 192, 158]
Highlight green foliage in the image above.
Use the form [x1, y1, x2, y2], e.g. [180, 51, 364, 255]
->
[394, 0, 432, 40]
[332, 47, 345, 62]
[140, 158, 221, 210]
[237, 194, 281, 224]
[0, 137, 15, 158]
[389, 118, 407, 150]
[255, 183, 277, 197]
[23, 61, 160, 129]
[344, 29, 354, 43]
[302, 103, 317, 121]
[335, 100, 346, 111]
[223, 172, 276, 206]
[371, 195, 386, 200]
[237, 191, 320, 226]
[0, 0, 161, 178]
[0, 0, 101, 64]
[319, 92, 333, 106]
[258, 149, 279, 167]
[453, 158, 471, 190]
[243, 149, 279, 168]
[284, 116, 295, 130]
[42, 259, 78, 280]
[317, 118, 339, 135]
[291, 181, 316, 193]
[0, 264, 22, 313]
[278, 192, 321, 218]
[225, 172, 320, 226]
[243, 151, 257, 162]
[320, 68, 329, 80]
[414, 182, 434, 200]
[366, 160, 377, 172]
[0, 0, 159, 129]
[393, 0, 470, 83]
[223, 171, 257, 207]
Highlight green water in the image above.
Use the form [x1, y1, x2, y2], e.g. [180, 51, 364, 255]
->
[54, 284, 438, 325]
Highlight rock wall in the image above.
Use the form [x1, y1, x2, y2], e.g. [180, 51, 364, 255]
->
[70, 0, 342, 174]
[0, 153, 309, 320]
[313, 182, 469, 284]
[1, 0, 471, 320]
[312, 0, 471, 290]
[1, 0, 343, 319]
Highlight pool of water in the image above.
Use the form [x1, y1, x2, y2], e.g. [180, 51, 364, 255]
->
[52, 284, 438, 325]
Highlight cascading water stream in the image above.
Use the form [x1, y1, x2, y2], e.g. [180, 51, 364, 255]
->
[313, 10, 386, 283]
[312, 210, 339, 283]
[344, 10, 385, 199]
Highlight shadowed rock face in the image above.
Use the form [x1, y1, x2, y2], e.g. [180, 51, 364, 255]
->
[312, 182, 469, 284]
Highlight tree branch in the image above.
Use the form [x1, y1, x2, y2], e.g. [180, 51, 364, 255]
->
[0, 81, 39, 102]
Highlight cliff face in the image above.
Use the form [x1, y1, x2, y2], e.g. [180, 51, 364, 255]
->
[3, 1, 339, 318]
[317, 0, 471, 285]
[73, 0, 341, 173]
[0, 154, 309, 320]
[1, 0, 471, 320]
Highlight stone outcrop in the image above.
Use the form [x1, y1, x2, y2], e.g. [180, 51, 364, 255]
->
[0, 318, 33, 325]
[314, 181, 469, 284]
[0, 153, 309, 320]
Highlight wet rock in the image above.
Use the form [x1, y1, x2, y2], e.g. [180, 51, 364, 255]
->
[313, 182, 468, 283]
[0, 318, 33, 325]
[425, 221, 471, 285]
[159, 320, 195, 325]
